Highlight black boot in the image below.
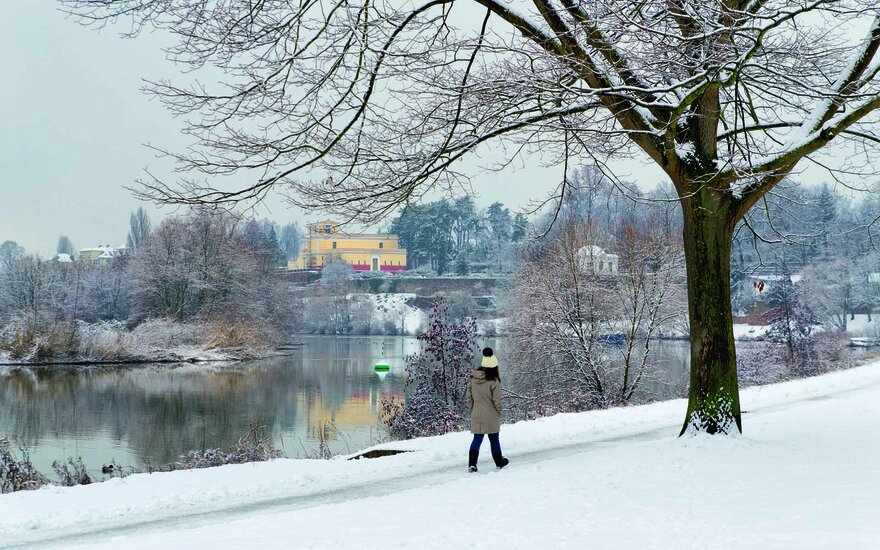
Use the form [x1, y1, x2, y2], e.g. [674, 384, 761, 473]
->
[492, 453, 509, 469]
[468, 450, 479, 473]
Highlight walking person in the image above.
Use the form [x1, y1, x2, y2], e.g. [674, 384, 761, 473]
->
[466, 347, 509, 472]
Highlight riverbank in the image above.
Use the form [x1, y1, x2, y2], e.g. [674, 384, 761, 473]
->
[2, 359, 878, 548]
[0, 318, 292, 367]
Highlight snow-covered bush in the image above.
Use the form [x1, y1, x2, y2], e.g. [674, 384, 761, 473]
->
[129, 318, 198, 349]
[178, 426, 282, 469]
[736, 343, 790, 387]
[0, 437, 48, 494]
[382, 299, 477, 439]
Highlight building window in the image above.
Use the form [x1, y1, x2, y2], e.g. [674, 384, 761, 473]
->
[379, 242, 384, 249]
[324, 225, 332, 234]
[332, 242, 337, 249]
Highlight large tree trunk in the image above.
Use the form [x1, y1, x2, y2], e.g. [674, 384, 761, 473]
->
[679, 190, 742, 435]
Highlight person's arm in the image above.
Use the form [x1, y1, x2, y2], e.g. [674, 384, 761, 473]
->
[492, 381, 502, 414]
[467, 380, 474, 411]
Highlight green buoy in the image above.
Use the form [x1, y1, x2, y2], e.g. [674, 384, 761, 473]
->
[375, 340, 390, 371]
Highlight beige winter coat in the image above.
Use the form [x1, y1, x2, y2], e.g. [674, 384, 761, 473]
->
[466, 369, 502, 434]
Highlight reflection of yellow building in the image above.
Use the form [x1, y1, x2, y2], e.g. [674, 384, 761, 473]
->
[291, 220, 407, 272]
[304, 392, 384, 441]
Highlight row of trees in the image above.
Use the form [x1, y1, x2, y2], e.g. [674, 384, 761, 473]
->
[3, 209, 302, 268]
[390, 197, 528, 275]
[0, 209, 297, 359]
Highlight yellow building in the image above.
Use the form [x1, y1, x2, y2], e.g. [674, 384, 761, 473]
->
[291, 220, 407, 272]
[78, 245, 128, 266]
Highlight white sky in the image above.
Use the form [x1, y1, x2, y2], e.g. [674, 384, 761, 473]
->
[1, 2, 839, 256]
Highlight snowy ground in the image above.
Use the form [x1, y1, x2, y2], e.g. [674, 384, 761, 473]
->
[2, 362, 879, 549]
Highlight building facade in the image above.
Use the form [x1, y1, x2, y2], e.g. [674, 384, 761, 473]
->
[79, 245, 129, 266]
[578, 245, 619, 275]
[292, 220, 407, 272]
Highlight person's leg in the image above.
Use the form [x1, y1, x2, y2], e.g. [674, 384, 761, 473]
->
[468, 434, 484, 472]
[488, 433, 509, 468]
[488, 433, 502, 455]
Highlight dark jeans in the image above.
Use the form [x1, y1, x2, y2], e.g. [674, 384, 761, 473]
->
[470, 433, 502, 455]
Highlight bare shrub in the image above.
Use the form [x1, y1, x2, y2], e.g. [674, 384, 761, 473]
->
[52, 457, 92, 487]
[814, 332, 853, 373]
[0, 437, 49, 494]
[0, 319, 35, 360]
[178, 426, 283, 469]
[129, 318, 197, 349]
[736, 343, 790, 387]
[202, 319, 274, 350]
[382, 299, 477, 439]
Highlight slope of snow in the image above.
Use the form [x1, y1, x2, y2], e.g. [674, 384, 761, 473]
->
[2, 362, 879, 549]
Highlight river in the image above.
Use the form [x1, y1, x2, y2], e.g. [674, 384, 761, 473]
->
[0, 336, 694, 475]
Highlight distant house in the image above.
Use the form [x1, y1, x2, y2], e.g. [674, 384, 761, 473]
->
[292, 220, 407, 272]
[50, 253, 75, 263]
[743, 273, 803, 300]
[578, 245, 619, 275]
[79, 245, 129, 266]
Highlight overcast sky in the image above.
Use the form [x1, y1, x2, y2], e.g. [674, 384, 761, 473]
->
[3, 3, 838, 256]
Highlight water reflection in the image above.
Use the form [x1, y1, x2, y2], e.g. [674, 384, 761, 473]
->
[0, 336, 699, 475]
[0, 336, 414, 473]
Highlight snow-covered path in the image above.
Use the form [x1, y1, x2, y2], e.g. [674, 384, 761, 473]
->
[3, 362, 880, 549]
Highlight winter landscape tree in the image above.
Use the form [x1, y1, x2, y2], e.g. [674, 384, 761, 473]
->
[763, 260, 819, 374]
[125, 207, 152, 252]
[383, 298, 478, 438]
[0, 242, 24, 268]
[507, 214, 684, 413]
[56, 236, 75, 258]
[63, 1, 880, 434]
[279, 223, 301, 263]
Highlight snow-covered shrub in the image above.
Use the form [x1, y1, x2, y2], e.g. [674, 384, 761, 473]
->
[75, 320, 131, 360]
[178, 426, 282, 469]
[129, 318, 198, 350]
[0, 317, 36, 360]
[0, 437, 48, 494]
[382, 299, 477, 439]
[736, 343, 789, 387]
[814, 331, 852, 372]
[52, 457, 92, 487]
[763, 268, 819, 374]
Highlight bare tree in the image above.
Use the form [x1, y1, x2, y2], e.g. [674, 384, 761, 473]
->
[0, 242, 24, 269]
[63, 1, 880, 433]
[507, 215, 683, 412]
[507, 218, 611, 411]
[130, 209, 265, 322]
[126, 207, 152, 252]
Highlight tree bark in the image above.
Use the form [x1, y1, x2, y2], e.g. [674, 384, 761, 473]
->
[679, 188, 742, 435]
